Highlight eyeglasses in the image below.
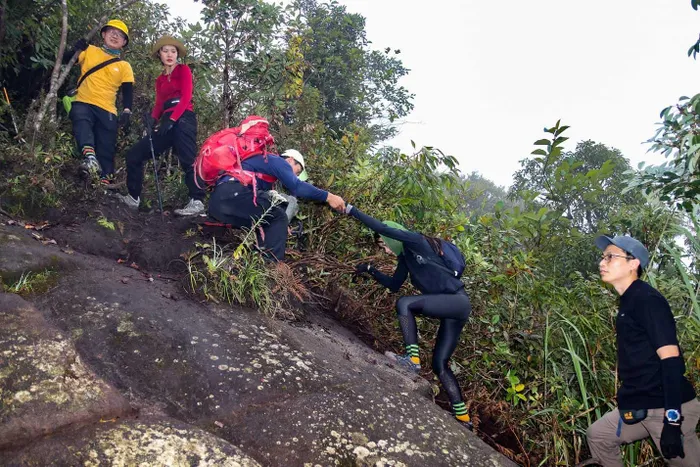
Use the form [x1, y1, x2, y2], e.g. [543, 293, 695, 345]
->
[600, 253, 634, 263]
[105, 28, 126, 39]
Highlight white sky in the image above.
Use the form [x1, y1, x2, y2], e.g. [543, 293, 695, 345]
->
[162, 0, 699, 187]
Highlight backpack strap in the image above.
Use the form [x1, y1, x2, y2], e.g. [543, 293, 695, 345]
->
[76, 57, 122, 89]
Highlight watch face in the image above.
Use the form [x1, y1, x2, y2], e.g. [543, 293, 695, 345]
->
[665, 409, 681, 422]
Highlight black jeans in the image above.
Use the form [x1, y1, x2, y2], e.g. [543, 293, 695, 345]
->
[208, 180, 289, 261]
[395, 290, 471, 405]
[125, 111, 204, 200]
[69, 102, 118, 177]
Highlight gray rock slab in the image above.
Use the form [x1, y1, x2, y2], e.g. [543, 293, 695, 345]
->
[1, 417, 261, 466]
[0, 224, 73, 283]
[0, 293, 132, 450]
[31, 254, 516, 466]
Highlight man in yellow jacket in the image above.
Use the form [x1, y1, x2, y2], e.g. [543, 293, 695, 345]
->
[66, 19, 134, 184]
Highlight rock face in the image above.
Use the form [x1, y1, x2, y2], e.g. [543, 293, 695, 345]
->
[0, 293, 132, 450]
[0, 222, 516, 466]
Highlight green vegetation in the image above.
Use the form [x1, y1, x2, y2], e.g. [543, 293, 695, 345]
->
[0, 0, 697, 465]
[2, 270, 58, 297]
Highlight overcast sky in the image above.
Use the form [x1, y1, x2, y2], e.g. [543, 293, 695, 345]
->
[162, 0, 699, 187]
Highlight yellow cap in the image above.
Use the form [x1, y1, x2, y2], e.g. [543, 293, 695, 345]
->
[101, 19, 129, 46]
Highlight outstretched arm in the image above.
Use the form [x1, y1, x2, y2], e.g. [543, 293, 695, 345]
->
[346, 205, 424, 250]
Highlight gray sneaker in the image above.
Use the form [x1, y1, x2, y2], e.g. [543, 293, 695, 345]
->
[174, 198, 205, 217]
[80, 155, 100, 176]
[115, 193, 140, 209]
[385, 351, 421, 374]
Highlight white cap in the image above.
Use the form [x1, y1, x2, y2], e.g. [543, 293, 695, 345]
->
[282, 149, 308, 181]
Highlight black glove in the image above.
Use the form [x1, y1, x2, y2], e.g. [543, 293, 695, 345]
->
[660, 422, 685, 459]
[119, 111, 131, 134]
[156, 118, 175, 135]
[74, 38, 89, 51]
[355, 263, 372, 275]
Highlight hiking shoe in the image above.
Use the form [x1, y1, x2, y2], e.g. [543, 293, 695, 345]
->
[79, 155, 100, 176]
[385, 351, 421, 374]
[457, 419, 474, 431]
[115, 193, 140, 209]
[174, 198, 205, 217]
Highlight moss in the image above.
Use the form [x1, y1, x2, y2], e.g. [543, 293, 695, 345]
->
[0, 334, 105, 417]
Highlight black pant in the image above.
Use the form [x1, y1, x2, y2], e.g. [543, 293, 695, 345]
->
[208, 180, 289, 261]
[396, 291, 471, 405]
[125, 111, 203, 200]
[69, 102, 118, 177]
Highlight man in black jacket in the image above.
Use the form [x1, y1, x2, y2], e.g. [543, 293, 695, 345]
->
[586, 235, 699, 466]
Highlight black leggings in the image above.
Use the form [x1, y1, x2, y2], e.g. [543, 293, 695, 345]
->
[125, 110, 204, 201]
[396, 291, 471, 405]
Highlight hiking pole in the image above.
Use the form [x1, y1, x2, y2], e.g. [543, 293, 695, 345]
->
[2, 87, 26, 143]
[143, 113, 164, 218]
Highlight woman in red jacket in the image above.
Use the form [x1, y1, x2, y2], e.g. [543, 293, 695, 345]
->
[117, 36, 205, 216]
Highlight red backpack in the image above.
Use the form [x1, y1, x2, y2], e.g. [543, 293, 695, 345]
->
[194, 116, 277, 192]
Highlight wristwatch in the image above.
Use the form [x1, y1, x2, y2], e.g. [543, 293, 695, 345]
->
[665, 409, 681, 424]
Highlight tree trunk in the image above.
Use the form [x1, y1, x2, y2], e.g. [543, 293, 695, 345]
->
[0, 0, 7, 83]
[223, 28, 231, 127]
[25, 0, 142, 142]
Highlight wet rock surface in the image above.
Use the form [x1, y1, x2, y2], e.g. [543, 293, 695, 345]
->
[0, 221, 516, 466]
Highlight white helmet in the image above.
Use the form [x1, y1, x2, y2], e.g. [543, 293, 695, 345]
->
[282, 149, 308, 181]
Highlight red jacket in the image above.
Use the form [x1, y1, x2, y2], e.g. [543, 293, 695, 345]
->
[151, 64, 194, 122]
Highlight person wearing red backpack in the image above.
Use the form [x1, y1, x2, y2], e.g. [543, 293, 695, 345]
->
[116, 36, 205, 216]
[345, 203, 473, 430]
[206, 145, 345, 261]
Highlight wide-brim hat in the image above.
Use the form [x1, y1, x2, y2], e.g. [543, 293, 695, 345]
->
[152, 36, 187, 58]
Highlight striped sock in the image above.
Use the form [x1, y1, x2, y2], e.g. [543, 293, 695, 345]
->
[82, 145, 96, 158]
[405, 344, 420, 365]
[453, 402, 470, 422]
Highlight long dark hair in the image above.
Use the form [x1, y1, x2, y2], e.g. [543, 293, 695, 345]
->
[423, 234, 443, 256]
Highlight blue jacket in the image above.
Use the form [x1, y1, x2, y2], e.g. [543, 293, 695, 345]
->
[350, 207, 465, 295]
[237, 154, 328, 203]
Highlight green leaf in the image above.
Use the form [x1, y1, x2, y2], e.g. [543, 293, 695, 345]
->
[533, 139, 550, 146]
[531, 149, 547, 156]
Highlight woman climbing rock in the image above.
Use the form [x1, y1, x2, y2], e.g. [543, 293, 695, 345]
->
[346, 203, 473, 429]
